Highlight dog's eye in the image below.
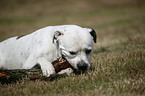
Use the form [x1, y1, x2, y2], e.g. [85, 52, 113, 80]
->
[69, 51, 77, 55]
[86, 49, 91, 54]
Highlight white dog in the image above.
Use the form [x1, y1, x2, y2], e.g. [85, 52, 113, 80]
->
[0, 25, 96, 76]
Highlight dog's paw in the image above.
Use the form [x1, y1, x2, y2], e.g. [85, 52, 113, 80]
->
[58, 68, 73, 75]
[41, 65, 56, 77]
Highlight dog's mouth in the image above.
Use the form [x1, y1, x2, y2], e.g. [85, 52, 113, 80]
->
[62, 54, 87, 74]
[62, 54, 76, 71]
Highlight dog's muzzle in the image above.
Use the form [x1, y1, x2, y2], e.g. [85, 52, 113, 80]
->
[62, 54, 88, 74]
[62, 54, 76, 71]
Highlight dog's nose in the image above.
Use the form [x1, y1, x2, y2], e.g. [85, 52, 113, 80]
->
[77, 61, 88, 71]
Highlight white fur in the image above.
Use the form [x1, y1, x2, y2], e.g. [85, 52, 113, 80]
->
[0, 25, 94, 77]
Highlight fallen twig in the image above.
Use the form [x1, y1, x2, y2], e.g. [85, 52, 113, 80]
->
[0, 57, 71, 84]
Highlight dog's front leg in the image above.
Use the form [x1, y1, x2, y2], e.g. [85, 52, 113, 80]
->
[23, 57, 56, 77]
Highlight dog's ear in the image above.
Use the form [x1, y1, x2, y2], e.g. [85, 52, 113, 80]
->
[53, 31, 64, 43]
[86, 28, 97, 43]
[90, 29, 97, 43]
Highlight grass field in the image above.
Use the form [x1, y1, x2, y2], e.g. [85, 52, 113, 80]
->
[0, 0, 145, 96]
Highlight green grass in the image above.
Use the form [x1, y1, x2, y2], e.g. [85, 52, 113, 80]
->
[0, 0, 145, 96]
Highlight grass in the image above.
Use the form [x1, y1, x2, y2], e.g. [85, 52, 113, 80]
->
[0, 0, 145, 96]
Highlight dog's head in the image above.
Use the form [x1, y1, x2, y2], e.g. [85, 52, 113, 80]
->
[53, 25, 97, 73]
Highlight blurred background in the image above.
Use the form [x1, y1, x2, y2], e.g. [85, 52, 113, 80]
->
[0, 0, 145, 42]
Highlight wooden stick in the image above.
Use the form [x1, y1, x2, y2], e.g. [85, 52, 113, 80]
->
[0, 57, 71, 84]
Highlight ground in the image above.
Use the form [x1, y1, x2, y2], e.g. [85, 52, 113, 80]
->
[0, 0, 145, 96]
